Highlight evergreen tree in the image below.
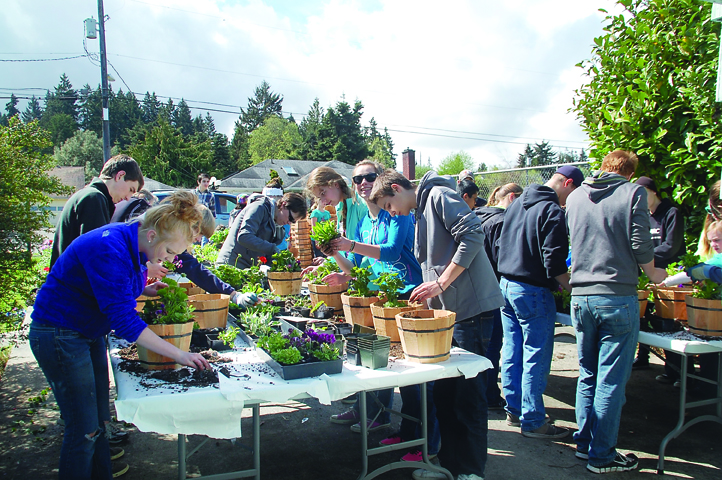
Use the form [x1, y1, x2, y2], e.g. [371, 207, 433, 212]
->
[141, 92, 161, 125]
[517, 144, 535, 168]
[54, 130, 104, 182]
[210, 132, 235, 179]
[5, 94, 20, 118]
[299, 98, 324, 159]
[41, 74, 80, 126]
[239, 81, 283, 133]
[204, 112, 216, 137]
[158, 98, 175, 124]
[230, 121, 252, 172]
[21, 96, 43, 123]
[78, 85, 102, 133]
[533, 141, 556, 166]
[173, 99, 194, 136]
[313, 98, 369, 165]
[111, 90, 142, 148]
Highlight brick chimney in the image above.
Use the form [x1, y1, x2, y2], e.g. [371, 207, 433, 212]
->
[402, 148, 416, 180]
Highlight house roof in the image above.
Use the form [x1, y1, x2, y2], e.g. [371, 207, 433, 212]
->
[50, 166, 85, 193]
[144, 177, 176, 192]
[220, 159, 358, 192]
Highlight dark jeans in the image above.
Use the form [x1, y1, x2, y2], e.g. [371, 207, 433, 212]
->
[434, 312, 492, 478]
[399, 383, 440, 455]
[485, 308, 503, 403]
[29, 322, 112, 480]
[353, 389, 393, 424]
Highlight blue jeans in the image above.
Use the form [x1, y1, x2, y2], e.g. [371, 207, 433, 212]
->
[353, 389, 393, 424]
[29, 322, 112, 480]
[571, 295, 638, 467]
[434, 312, 491, 478]
[499, 277, 556, 431]
[399, 383, 440, 455]
[485, 308, 503, 403]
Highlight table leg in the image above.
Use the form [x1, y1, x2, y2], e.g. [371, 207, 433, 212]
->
[178, 434, 187, 480]
[252, 404, 261, 480]
[358, 390, 369, 480]
[657, 354, 688, 474]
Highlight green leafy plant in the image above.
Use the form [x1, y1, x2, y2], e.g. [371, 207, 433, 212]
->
[638, 272, 650, 291]
[194, 242, 219, 265]
[309, 220, 340, 248]
[257, 328, 339, 365]
[310, 301, 327, 314]
[691, 280, 722, 300]
[347, 266, 375, 297]
[239, 310, 279, 337]
[218, 325, 240, 347]
[666, 252, 701, 277]
[269, 250, 301, 273]
[209, 228, 229, 246]
[304, 259, 341, 285]
[140, 278, 195, 325]
[372, 272, 406, 307]
[211, 264, 245, 289]
[552, 288, 571, 313]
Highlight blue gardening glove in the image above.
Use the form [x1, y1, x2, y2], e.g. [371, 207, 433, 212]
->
[687, 263, 714, 281]
[232, 292, 258, 310]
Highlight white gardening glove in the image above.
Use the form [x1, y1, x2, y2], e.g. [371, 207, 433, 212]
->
[260, 265, 271, 275]
[232, 292, 258, 310]
[662, 271, 692, 286]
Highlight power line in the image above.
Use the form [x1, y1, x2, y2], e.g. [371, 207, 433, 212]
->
[0, 55, 88, 62]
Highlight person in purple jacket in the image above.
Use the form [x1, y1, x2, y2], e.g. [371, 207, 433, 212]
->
[29, 191, 210, 480]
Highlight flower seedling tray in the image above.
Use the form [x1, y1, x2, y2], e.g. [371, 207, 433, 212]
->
[255, 347, 343, 380]
[205, 333, 231, 351]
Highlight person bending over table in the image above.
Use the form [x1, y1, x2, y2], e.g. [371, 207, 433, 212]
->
[29, 191, 211, 480]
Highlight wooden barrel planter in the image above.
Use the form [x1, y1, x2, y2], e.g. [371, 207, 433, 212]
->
[135, 295, 159, 313]
[189, 294, 230, 329]
[395, 309, 456, 364]
[137, 321, 194, 370]
[638, 290, 649, 319]
[309, 282, 348, 315]
[180, 282, 204, 297]
[370, 301, 423, 343]
[267, 271, 303, 296]
[655, 286, 694, 320]
[685, 297, 722, 338]
[341, 294, 379, 328]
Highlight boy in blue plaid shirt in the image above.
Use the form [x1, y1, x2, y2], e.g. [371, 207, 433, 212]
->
[195, 173, 216, 218]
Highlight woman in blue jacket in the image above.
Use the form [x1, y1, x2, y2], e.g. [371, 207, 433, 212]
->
[30, 191, 211, 480]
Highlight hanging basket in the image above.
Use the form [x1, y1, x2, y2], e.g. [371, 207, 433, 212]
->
[341, 294, 379, 328]
[309, 282, 348, 315]
[395, 309, 456, 364]
[137, 321, 194, 370]
[189, 294, 230, 330]
[638, 290, 649, 319]
[267, 271, 303, 296]
[654, 286, 694, 320]
[370, 300, 423, 343]
[685, 296, 722, 338]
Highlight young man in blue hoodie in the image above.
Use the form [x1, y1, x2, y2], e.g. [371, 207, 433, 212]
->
[496, 165, 583, 440]
[370, 170, 505, 480]
[566, 151, 666, 474]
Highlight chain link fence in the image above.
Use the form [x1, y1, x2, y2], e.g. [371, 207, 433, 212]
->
[472, 162, 593, 202]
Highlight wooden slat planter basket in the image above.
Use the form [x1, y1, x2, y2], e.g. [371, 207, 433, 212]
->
[395, 309, 456, 364]
[309, 282, 348, 315]
[370, 301, 423, 343]
[654, 286, 694, 321]
[685, 296, 722, 338]
[135, 295, 159, 313]
[189, 294, 230, 330]
[180, 282, 205, 297]
[638, 290, 649, 319]
[341, 294, 379, 328]
[267, 271, 302, 296]
[137, 321, 194, 370]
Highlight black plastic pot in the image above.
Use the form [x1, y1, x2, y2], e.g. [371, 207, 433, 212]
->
[313, 306, 335, 319]
[206, 333, 231, 351]
[334, 322, 353, 336]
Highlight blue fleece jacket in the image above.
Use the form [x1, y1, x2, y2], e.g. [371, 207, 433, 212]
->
[175, 251, 235, 295]
[350, 210, 421, 294]
[31, 223, 150, 342]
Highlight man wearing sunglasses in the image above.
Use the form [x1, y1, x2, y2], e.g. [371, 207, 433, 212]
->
[216, 192, 306, 269]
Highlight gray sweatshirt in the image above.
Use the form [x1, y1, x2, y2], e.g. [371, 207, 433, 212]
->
[566, 172, 654, 296]
[415, 172, 504, 320]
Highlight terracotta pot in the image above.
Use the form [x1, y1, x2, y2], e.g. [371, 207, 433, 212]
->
[137, 321, 194, 370]
[370, 300, 423, 343]
[341, 293, 379, 328]
[395, 309, 456, 364]
[685, 296, 722, 338]
[638, 290, 649, 319]
[309, 282, 348, 315]
[654, 286, 694, 320]
[267, 271, 302, 296]
[189, 294, 230, 330]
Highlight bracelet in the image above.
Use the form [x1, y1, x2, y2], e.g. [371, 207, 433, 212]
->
[349, 241, 356, 252]
[436, 279, 445, 292]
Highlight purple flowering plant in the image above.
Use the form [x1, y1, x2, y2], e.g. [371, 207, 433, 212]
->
[162, 256, 184, 272]
[139, 278, 195, 325]
[257, 327, 340, 365]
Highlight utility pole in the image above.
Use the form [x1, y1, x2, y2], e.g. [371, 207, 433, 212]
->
[97, 0, 111, 162]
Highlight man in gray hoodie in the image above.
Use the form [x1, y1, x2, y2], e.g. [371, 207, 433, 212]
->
[566, 150, 666, 474]
[370, 170, 504, 480]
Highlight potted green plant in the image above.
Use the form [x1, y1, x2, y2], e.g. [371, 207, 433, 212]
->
[305, 259, 347, 314]
[655, 253, 699, 321]
[266, 250, 303, 296]
[638, 272, 650, 319]
[369, 272, 422, 342]
[137, 278, 196, 370]
[309, 219, 340, 252]
[255, 328, 342, 379]
[340, 266, 379, 328]
[311, 301, 335, 319]
[685, 280, 722, 338]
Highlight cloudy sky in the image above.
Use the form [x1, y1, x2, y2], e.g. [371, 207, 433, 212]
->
[1, 0, 621, 169]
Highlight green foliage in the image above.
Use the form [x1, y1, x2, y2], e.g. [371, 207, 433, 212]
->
[239, 309, 279, 337]
[691, 279, 721, 300]
[638, 272, 650, 291]
[666, 252, 701, 276]
[372, 272, 406, 307]
[304, 259, 341, 285]
[140, 278, 195, 325]
[54, 130, 104, 182]
[194, 243, 219, 265]
[218, 325, 240, 347]
[210, 264, 245, 289]
[516, 141, 564, 168]
[209, 228, 229, 246]
[271, 346, 303, 365]
[269, 250, 301, 273]
[309, 220, 339, 248]
[239, 81, 284, 134]
[347, 267, 375, 298]
[312, 342, 340, 362]
[310, 301, 326, 314]
[437, 151, 474, 176]
[573, 0, 721, 239]
[310, 98, 369, 165]
[552, 288, 571, 312]
[249, 117, 302, 164]
[0, 118, 71, 315]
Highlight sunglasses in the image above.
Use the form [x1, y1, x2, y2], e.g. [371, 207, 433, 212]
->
[707, 203, 721, 220]
[353, 173, 378, 185]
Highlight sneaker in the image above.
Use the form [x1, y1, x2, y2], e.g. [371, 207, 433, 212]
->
[457, 475, 484, 480]
[106, 422, 130, 445]
[330, 409, 360, 425]
[674, 380, 681, 388]
[341, 395, 357, 405]
[587, 452, 639, 474]
[350, 419, 391, 433]
[112, 462, 129, 478]
[521, 423, 570, 439]
[379, 432, 402, 446]
[632, 357, 649, 370]
[576, 449, 589, 460]
[412, 468, 447, 480]
[110, 447, 125, 461]
[401, 450, 437, 462]
[488, 398, 507, 411]
[506, 412, 551, 428]
[655, 374, 675, 385]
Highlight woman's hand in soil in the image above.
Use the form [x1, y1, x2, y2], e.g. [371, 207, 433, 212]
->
[322, 272, 351, 286]
[176, 351, 210, 370]
[143, 281, 168, 297]
[146, 261, 169, 279]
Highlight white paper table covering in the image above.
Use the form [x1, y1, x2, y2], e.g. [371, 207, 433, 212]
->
[638, 331, 722, 354]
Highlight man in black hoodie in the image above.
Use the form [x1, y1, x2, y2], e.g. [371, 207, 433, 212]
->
[496, 165, 582, 440]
